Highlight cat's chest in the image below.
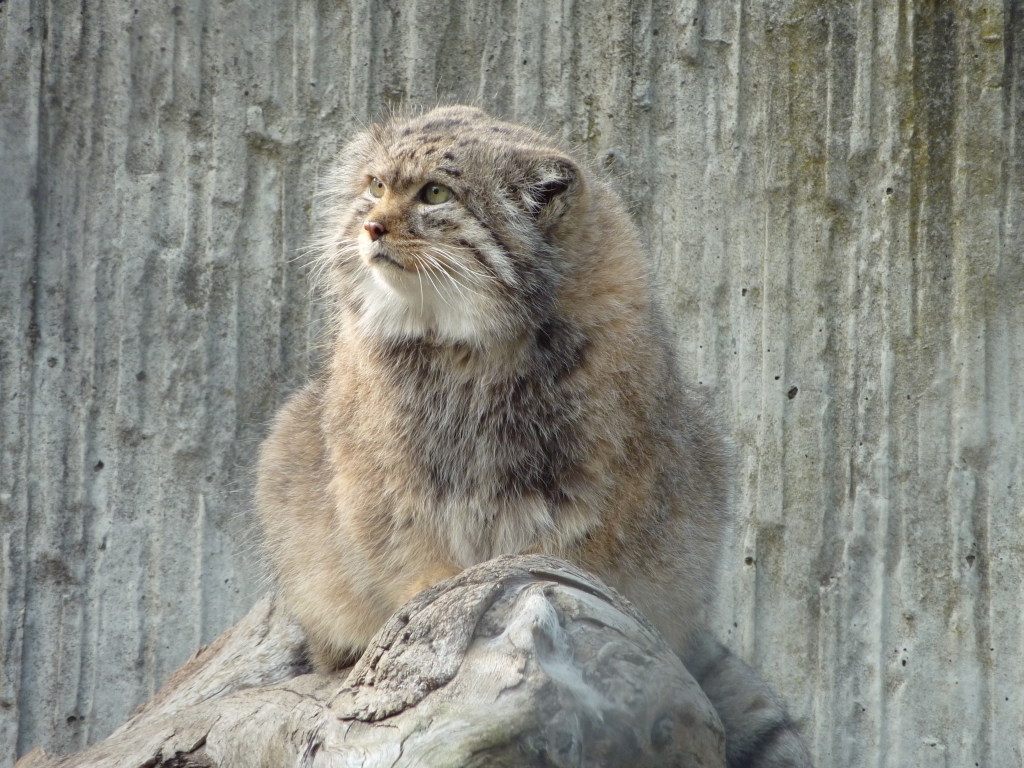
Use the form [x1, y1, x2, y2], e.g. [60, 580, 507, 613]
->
[394, 366, 585, 503]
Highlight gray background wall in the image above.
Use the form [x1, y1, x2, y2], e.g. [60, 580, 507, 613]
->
[2, 1, 1021, 766]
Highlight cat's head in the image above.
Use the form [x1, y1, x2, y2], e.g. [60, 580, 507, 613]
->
[315, 106, 586, 346]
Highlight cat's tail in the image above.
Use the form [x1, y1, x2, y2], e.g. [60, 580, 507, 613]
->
[682, 633, 814, 768]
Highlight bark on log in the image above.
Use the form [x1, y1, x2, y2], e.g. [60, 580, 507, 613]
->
[16, 556, 724, 768]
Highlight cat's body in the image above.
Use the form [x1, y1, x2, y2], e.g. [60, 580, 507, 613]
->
[257, 106, 811, 767]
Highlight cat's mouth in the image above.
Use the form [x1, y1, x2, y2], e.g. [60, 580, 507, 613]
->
[368, 245, 407, 271]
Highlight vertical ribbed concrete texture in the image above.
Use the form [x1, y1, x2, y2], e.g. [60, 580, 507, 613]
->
[1, 1, 1020, 765]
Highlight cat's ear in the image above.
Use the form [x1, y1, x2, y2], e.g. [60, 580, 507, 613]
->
[522, 155, 581, 227]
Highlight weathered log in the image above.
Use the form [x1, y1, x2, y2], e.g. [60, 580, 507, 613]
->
[16, 556, 724, 768]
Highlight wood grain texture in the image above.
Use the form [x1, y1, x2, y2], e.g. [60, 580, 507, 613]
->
[15, 557, 725, 768]
[1, 1, 1021, 766]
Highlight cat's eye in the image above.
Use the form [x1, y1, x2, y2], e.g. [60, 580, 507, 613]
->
[420, 183, 452, 205]
[368, 178, 386, 198]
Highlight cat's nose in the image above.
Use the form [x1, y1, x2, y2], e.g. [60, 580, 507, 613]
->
[364, 220, 387, 241]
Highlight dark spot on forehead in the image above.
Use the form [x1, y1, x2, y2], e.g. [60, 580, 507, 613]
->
[421, 118, 467, 132]
[438, 167, 462, 177]
[389, 132, 457, 164]
[442, 152, 456, 161]
[382, 166, 426, 190]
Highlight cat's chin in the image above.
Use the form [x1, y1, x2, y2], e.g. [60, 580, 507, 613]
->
[353, 263, 501, 347]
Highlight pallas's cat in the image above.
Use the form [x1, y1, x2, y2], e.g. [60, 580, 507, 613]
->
[257, 105, 811, 768]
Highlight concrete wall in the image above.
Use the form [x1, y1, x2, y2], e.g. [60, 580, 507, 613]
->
[2, 1, 1021, 765]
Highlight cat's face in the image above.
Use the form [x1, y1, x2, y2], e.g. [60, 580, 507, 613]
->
[318, 106, 581, 346]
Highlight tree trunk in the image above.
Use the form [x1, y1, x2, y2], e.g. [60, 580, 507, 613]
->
[16, 556, 724, 768]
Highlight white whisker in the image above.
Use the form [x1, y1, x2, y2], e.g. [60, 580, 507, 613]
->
[417, 264, 425, 312]
[421, 246, 492, 301]
[422, 251, 486, 305]
[425, 245, 496, 287]
[418, 261, 457, 310]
